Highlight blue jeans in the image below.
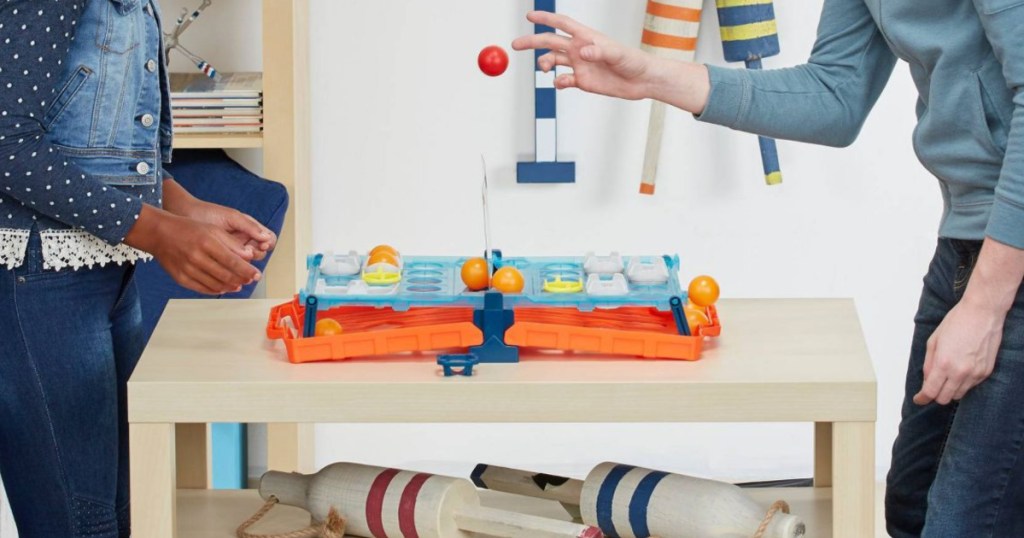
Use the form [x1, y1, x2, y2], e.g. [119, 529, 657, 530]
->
[0, 232, 144, 538]
[886, 238, 1024, 537]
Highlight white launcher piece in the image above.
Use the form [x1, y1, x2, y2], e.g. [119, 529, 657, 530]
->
[639, 0, 703, 195]
[259, 463, 602, 538]
[471, 462, 806, 538]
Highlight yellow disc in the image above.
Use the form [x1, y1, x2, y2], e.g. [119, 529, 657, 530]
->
[362, 268, 402, 286]
[543, 275, 584, 294]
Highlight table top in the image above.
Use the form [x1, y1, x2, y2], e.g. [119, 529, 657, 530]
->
[128, 298, 876, 424]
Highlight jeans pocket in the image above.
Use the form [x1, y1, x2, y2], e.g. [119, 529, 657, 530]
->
[953, 247, 980, 296]
[111, 265, 137, 313]
[15, 233, 71, 282]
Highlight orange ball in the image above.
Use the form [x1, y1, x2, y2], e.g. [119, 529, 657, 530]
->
[461, 257, 490, 291]
[367, 251, 400, 267]
[315, 318, 344, 337]
[369, 244, 400, 258]
[684, 304, 709, 333]
[688, 275, 720, 308]
[492, 266, 525, 294]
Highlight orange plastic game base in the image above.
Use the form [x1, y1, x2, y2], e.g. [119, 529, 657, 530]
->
[505, 307, 718, 361]
[267, 298, 483, 363]
[267, 298, 720, 363]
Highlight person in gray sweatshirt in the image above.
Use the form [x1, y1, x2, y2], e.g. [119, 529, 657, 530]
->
[512, 1, 1024, 535]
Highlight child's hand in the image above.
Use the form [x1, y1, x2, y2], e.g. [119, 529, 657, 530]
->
[161, 177, 276, 261]
[125, 205, 261, 295]
[512, 11, 656, 100]
[182, 201, 276, 262]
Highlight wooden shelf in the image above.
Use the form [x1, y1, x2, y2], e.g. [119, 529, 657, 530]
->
[177, 487, 837, 538]
[172, 132, 264, 149]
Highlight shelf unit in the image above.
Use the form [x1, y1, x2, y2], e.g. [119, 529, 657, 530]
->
[176, 487, 844, 537]
[170, 0, 309, 300]
[169, 0, 314, 489]
[173, 133, 264, 149]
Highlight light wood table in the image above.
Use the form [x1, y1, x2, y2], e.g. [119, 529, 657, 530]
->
[129, 298, 877, 538]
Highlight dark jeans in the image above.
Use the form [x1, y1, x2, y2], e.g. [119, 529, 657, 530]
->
[887, 238, 1024, 537]
[0, 232, 143, 538]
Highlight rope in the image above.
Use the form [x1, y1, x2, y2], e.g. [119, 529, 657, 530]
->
[236, 496, 347, 538]
[752, 500, 791, 538]
[646, 498, 791, 538]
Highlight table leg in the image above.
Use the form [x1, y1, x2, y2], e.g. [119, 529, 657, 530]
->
[815, 422, 833, 487]
[175, 423, 209, 489]
[131, 423, 176, 538]
[267, 423, 316, 473]
[832, 421, 874, 538]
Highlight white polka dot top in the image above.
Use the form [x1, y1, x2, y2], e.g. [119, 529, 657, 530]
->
[0, 0, 172, 271]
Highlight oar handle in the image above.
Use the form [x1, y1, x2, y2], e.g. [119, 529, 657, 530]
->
[455, 505, 600, 538]
[639, 100, 668, 195]
[472, 464, 584, 506]
[744, 57, 783, 185]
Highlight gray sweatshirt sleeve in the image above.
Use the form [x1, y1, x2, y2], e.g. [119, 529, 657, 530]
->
[696, 0, 897, 148]
[974, 1, 1024, 249]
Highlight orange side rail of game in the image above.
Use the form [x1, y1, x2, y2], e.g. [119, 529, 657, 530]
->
[504, 306, 720, 361]
[267, 298, 483, 363]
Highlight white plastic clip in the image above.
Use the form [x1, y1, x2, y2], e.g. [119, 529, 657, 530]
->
[586, 273, 630, 295]
[626, 256, 670, 284]
[583, 251, 625, 274]
[320, 250, 362, 276]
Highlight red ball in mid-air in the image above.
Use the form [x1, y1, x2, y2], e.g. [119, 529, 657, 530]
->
[478, 45, 509, 77]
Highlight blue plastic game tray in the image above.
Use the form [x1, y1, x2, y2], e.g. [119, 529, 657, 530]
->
[302, 252, 687, 312]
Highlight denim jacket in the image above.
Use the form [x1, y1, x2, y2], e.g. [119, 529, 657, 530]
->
[0, 0, 171, 270]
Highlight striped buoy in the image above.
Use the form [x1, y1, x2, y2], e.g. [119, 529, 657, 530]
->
[716, 0, 783, 185]
[197, 61, 217, 78]
[579, 462, 805, 538]
[638, 0, 703, 195]
[259, 463, 602, 538]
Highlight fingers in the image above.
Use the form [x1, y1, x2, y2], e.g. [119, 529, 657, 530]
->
[951, 382, 973, 402]
[512, 32, 572, 53]
[914, 338, 944, 406]
[526, 10, 586, 37]
[226, 211, 274, 254]
[209, 231, 262, 283]
[923, 335, 936, 378]
[191, 265, 239, 295]
[537, 51, 571, 72]
[933, 377, 961, 406]
[197, 246, 247, 290]
[913, 372, 945, 406]
[177, 272, 221, 296]
[580, 42, 623, 64]
[240, 213, 276, 251]
[247, 239, 268, 261]
[555, 73, 577, 90]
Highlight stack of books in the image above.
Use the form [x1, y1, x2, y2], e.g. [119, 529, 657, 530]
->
[169, 72, 263, 134]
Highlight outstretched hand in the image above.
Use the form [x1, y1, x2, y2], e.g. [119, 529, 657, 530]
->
[512, 11, 655, 100]
[511, 11, 711, 113]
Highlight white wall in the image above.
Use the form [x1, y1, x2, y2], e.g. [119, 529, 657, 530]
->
[309, 0, 940, 483]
